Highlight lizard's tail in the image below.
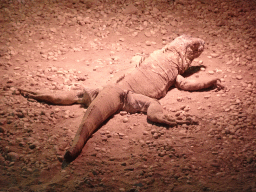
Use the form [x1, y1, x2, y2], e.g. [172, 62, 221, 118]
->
[63, 86, 124, 163]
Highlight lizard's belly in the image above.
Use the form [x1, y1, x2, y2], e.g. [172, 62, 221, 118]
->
[117, 68, 177, 99]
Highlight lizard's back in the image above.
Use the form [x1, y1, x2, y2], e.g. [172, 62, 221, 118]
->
[117, 49, 180, 99]
[117, 35, 205, 99]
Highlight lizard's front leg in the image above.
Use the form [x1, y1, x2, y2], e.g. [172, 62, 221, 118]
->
[175, 74, 224, 91]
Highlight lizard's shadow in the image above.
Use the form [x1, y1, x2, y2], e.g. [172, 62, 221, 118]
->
[182, 65, 205, 77]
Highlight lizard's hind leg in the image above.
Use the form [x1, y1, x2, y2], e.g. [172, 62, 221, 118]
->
[122, 91, 177, 126]
[18, 88, 98, 106]
[80, 87, 100, 107]
[123, 91, 198, 126]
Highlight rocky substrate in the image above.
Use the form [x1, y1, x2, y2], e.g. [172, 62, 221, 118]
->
[0, 0, 255, 191]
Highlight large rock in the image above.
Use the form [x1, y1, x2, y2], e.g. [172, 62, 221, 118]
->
[123, 4, 138, 14]
[7, 152, 19, 162]
[0, 154, 5, 165]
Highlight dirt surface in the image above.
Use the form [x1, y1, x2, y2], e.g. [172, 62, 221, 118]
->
[0, 0, 256, 191]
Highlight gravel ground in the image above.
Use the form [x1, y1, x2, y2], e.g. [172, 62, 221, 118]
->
[0, 0, 255, 191]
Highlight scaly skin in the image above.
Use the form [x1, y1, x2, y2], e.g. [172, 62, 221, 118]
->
[64, 86, 125, 163]
[117, 35, 205, 98]
[18, 35, 223, 166]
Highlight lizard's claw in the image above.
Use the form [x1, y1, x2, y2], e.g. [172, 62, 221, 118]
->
[149, 114, 177, 126]
[214, 79, 225, 91]
[164, 114, 199, 126]
[18, 88, 39, 98]
[163, 115, 177, 126]
[18, 88, 52, 103]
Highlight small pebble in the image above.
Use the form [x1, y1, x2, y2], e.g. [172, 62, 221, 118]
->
[153, 133, 159, 139]
[7, 152, 19, 162]
[236, 75, 243, 80]
[123, 117, 129, 123]
[120, 111, 127, 116]
[145, 41, 151, 46]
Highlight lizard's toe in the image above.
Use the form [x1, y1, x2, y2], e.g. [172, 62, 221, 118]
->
[18, 88, 38, 97]
[163, 115, 178, 126]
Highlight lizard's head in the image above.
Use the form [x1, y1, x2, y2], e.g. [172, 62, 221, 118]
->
[184, 35, 204, 61]
[166, 35, 205, 73]
[174, 35, 205, 61]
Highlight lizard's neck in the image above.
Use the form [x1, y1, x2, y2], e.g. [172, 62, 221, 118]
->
[179, 55, 192, 74]
[163, 46, 192, 75]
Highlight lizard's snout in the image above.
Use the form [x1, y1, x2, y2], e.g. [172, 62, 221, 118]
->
[194, 39, 205, 54]
[198, 41, 204, 52]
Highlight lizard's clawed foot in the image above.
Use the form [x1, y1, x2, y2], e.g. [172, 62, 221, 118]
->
[148, 113, 177, 126]
[18, 88, 40, 99]
[214, 79, 225, 91]
[162, 115, 177, 126]
[148, 113, 199, 127]
[164, 114, 199, 126]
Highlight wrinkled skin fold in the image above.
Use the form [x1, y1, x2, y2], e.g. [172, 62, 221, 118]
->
[18, 35, 223, 165]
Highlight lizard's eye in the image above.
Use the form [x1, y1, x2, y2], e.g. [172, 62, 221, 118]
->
[192, 41, 204, 54]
